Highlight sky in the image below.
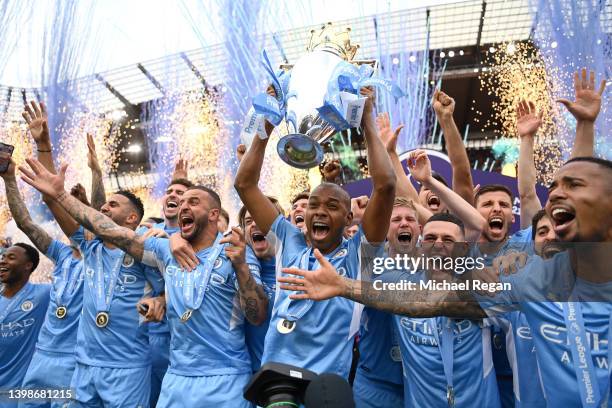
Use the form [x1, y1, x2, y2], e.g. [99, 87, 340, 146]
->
[1, 0, 462, 87]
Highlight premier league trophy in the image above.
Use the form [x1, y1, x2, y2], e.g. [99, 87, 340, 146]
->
[276, 23, 371, 169]
[244, 23, 392, 169]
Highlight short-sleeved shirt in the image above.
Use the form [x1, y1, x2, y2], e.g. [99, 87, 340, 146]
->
[473, 251, 612, 407]
[35, 240, 84, 354]
[71, 227, 163, 368]
[0, 282, 50, 388]
[143, 236, 261, 376]
[261, 215, 378, 378]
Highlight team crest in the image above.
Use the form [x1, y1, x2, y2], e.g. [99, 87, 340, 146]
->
[21, 300, 33, 312]
[86, 268, 95, 278]
[334, 248, 348, 258]
[390, 346, 402, 362]
[337, 267, 347, 277]
[122, 255, 134, 268]
[213, 258, 223, 269]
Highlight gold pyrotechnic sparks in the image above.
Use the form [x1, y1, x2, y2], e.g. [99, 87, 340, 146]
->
[56, 112, 117, 195]
[480, 41, 569, 184]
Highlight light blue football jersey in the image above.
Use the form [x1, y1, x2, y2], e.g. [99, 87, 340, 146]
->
[474, 250, 612, 407]
[35, 240, 84, 354]
[488, 311, 546, 407]
[143, 235, 261, 376]
[390, 270, 500, 408]
[261, 215, 379, 379]
[0, 282, 50, 389]
[70, 227, 163, 368]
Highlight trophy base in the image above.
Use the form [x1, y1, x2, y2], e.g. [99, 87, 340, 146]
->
[277, 134, 324, 169]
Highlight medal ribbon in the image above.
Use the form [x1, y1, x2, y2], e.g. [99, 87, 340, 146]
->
[277, 240, 348, 322]
[562, 300, 612, 408]
[431, 317, 455, 406]
[180, 233, 224, 313]
[54, 257, 74, 308]
[92, 245, 124, 314]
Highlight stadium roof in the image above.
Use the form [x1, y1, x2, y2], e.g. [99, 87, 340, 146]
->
[0, 0, 538, 120]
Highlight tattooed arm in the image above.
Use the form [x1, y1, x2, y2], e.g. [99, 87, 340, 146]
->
[221, 227, 268, 325]
[277, 248, 486, 319]
[1, 159, 52, 253]
[18, 158, 145, 260]
[338, 277, 486, 319]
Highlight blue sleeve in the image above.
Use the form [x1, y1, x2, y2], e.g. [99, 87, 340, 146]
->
[142, 237, 173, 271]
[45, 239, 72, 265]
[470, 255, 550, 315]
[347, 227, 385, 280]
[69, 226, 86, 248]
[270, 214, 307, 265]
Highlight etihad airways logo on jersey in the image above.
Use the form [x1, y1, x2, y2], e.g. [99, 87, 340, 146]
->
[1, 318, 36, 337]
[398, 317, 481, 346]
[536, 323, 609, 369]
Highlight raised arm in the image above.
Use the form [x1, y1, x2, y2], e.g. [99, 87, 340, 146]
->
[87, 133, 106, 211]
[557, 68, 606, 158]
[0, 157, 52, 253]
[221, 227, 268, 325]
[18, 158, 145, 260]
[359, 88, 396, 242]
[432, 90, 475, 205]
[234, 122, 280, 235]
[516, 100, 542, 229]
[23, 101, 54, 174]
[408, 150, 485, 241]
[376, 112, 433, 225]
[22, 101, 81, 237]
[278, 248, 485, 319]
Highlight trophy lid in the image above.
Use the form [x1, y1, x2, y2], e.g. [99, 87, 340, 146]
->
[307, 22, 359, 61]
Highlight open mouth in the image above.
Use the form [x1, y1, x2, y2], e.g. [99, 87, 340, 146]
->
[251, 232, 268, 251]
[551, 207, 575, 234]
[166, 200, 178, 209]
[311, 221, 330, 240]
[252, 232, 266, 242]
[488, 216, 504, 232]
[427, 195, 440, 210]
[180, 214, 195, 233]
[542, 241, 564, 259]
[294, 214, 305, 225]
[398, 231, 412, 243]
[0, 267, 9, 279]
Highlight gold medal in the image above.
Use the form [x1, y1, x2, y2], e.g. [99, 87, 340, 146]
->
[55, 306, 67, 319]
[95, 311, 109, 328]
[277, 319, 296, 334]
[180, 310, 192, 323]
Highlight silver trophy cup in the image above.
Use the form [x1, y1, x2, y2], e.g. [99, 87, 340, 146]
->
[277, 50, 344, 169]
